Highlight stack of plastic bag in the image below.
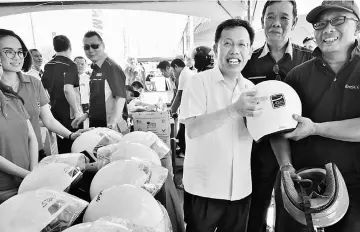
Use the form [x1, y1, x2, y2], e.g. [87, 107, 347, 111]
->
[0, 188, 88, 232]
[90, 158, 168, 198]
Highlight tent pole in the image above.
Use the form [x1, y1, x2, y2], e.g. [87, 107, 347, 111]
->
[30, 12, 36, 48]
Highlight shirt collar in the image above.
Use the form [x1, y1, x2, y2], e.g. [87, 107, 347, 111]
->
[312, 40, 360, 61]
[95, 55, 108, 68]
[211, 65, 247, 88]
[258, 39, 293, 60]
[18, 72, 31, 83]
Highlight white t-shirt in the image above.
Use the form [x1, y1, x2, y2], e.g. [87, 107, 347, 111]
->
[79, 73, 90, 104]
[178, 66, 194, 91]
[179, 66, 254, 201]
[27, 68, 41, 81]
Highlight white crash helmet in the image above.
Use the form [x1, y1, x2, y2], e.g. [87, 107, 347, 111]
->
[89, 159, 151, 200]
[0, 189, 88, 232]
[246, 80, 302, 142]
[121, 131, 170, 159]
[63, 217, 137, 232]
[71, 128, 123, 161]
[97, 141, 161, 167]
[83, 185, 164, 230]
[281, 163, 349, 229]
[18, 163, 82, 194]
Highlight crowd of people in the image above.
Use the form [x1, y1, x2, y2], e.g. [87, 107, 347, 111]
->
[0, 0, 360, 232]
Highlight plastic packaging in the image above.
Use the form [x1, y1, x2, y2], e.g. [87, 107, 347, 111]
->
[0, 188, 88, 232]
[121, 131, 170, 159]
[18, 163, 82, 194]
[37, 153, 88, 171]
[83, 185, 165, 231]
[90, 158, 167, 199]
[97, 141, 161, 169]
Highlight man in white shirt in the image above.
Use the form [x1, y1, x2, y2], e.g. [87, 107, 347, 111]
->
[179, 18, 265, 232]
[74, 56, 90, 113]
[170, 58, 194, 160]
[28, 49, 43, 80]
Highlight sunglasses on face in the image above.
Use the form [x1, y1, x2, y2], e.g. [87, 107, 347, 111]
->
[313, 16, 358, 30]
[2, 49, 28, 59]
[83, 43, 102, 50]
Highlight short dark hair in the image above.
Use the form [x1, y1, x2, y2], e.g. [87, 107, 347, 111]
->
[131, 81, 144, 89]
[170, 58, 185, 68]
[261, 0, 298, 26]
[157, 60, 170, 70]
[84, 31, 103, 42]
[0, 29, 32, 72]
[74, 56, 87, 62]
[303, 36, 315, 44]
[29, 48, 39, 53]
[214, 18, 255, 45]
[53, 35, 71, 53]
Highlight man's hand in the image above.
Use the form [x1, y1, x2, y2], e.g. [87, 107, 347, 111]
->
[70, 128, 93, 140]
[281, 164, 301, 180]
[231, 89, 267, 118]
[283, 114, 316, 141]
[71, 113, 88, 129]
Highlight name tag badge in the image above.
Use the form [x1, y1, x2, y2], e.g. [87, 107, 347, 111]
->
[248, 76, 266, 80]
[96, 73, 102, 77]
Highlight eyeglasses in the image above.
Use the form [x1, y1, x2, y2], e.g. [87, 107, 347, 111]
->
[313, 16, 358, 30]
[83, 43, 102, 50]
[273, 64, 281, 81]
[219, 40, 250, 49]
[1, 49, 28, 59]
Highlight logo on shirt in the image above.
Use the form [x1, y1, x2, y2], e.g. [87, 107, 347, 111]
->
[96, 73, 103, 77]
[345, 84, 360, 90]
[270, 94, 286, 109]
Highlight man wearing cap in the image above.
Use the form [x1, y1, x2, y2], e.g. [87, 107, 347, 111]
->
[272, 1, 360, 231]
[241, 1, 313, 231]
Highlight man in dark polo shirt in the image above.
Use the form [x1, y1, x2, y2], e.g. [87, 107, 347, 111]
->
[42, 35, 81, 153]
[272, 1, 360, 231]
[71, 31, 128, 133]
[241, 1, 313, 231]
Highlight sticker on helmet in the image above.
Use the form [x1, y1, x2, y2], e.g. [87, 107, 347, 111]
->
[271, 94, 286, 109]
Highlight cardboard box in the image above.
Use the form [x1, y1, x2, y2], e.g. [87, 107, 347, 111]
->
[133, 111, 171, 136]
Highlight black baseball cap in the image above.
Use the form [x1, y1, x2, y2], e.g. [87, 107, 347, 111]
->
[125, 85, 140, 97]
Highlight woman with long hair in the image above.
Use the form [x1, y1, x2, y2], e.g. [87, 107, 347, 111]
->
[0, 57, 38, 203]
[0, 29, 85, 160]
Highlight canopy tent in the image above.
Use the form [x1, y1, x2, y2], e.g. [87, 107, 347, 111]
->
[0, 0, 248, 21]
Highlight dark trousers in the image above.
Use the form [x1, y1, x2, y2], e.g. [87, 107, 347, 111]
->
[247, 141, 279, 232]
[177, 123, 186, 154]
[184, 191, 251, 232]
[274, 172, 360, 232]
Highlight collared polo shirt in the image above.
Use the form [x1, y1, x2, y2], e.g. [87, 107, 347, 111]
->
[18, 73, 49, 150]
[179, 66, 254, 200]
[178, 66, 194, 91]
[89, 56, 127, 127]
[285, 41, 360, 184]
[41, 55, 79, 125]
[0, 91, 30, 190]
[242, 40, 313, 84]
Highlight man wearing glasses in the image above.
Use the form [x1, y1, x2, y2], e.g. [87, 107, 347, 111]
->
[41, 35, 81, 153]
[71, 31, 128, 133]
[272, 1, 360, 231]
[241, 1, 313, 231]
